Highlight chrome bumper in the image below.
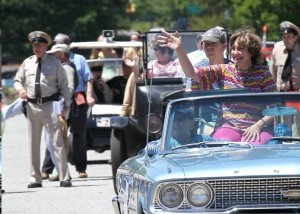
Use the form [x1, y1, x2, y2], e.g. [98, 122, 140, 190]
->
[112, 196, 121, 214]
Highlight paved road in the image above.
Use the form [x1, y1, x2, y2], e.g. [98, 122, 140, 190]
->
[2, 114, 116, 214]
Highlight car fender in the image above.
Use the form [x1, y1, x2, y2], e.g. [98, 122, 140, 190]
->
[111, 116, 129, 129]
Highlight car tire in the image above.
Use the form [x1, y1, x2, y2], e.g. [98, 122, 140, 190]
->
[110, 129, 126, 193]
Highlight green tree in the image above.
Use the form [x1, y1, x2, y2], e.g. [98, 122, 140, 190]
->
[2, 0, 300, 60]
[227, 0, 300, 40]
[2, 0, 130, 59]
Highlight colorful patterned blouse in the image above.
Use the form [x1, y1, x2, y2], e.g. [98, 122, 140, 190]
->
[195, 63, 277, 131]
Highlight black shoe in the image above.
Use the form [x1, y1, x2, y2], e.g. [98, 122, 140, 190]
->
[60, 180, 72, 187]
[27, 182, 42, 188]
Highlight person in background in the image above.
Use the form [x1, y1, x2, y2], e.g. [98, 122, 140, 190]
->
[158, 27, 277, 144]
[106, 61, 133, 104]
[120, 56, 142, 118]
[14, 31, 72, 188]
[122, 31, 142, 59]
[41, 33, 94, 179]
[185, 33, 206, 65]
[138, 107, 221, 156]
[90, 35, 118, 60]
[40, 44, 77, 181]
[147, 42, 179, 78]
[270, 21, 300, 92]
[90, 65, 112, 104]
[47, 44, 77, 95]
[270, 21, 300, 137]
[193, 27, 232, 90]
[90, 35, 119, 80]
[119, 31, 143, 117]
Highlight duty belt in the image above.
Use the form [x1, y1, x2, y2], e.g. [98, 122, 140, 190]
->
[27, 93, 59, 104]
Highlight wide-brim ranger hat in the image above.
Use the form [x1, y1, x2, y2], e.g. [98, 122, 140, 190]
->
[280, 21, 300, 35]
[28, 31, 52, 44]
[47, 44, 69, 54]
[201, 27, 226, 43]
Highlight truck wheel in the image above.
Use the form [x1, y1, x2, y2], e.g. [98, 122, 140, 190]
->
[110, 129, 126, 193]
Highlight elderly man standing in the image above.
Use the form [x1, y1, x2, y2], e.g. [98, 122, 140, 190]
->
[40, 44, 78, 181]
[40, 33, 94, 179]
[14, 31, 72, 188]
[270, 21, 300, 137]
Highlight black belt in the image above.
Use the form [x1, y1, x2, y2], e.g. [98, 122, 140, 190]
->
[27, 94, 59, 104]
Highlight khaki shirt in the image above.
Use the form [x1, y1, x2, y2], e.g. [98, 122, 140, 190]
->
[14, 54, 71, 107]
[270, 41, 300, 91]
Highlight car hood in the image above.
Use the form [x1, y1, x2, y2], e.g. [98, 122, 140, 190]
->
[134, 145, 300, 181]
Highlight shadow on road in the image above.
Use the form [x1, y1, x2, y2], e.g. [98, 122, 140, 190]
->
[87, 160, 111, 165]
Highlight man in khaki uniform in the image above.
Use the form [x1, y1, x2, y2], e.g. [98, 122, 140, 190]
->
[14, 31, 72, 188]
[270, 21, 300, 91]
[270, 21, 300, 137]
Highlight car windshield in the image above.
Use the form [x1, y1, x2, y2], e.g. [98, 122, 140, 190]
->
[162, 92, 300, 151]
[144, 30, 230, 79]
[87, 58, 123, 81]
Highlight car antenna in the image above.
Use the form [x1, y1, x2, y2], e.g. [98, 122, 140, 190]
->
[144, 66, 153, 158]
[142, 33, 152, 157]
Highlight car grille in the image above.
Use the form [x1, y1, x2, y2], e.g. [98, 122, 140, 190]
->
[208, 177, 300, 209]
[154, 177, 300, 211]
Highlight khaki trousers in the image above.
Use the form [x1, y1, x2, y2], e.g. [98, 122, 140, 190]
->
[26, 102, 70, 183]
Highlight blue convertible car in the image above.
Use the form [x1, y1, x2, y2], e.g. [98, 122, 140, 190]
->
[112, 91, 300, 214]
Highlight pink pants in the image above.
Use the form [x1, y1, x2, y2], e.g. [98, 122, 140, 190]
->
[212, 127, 272, 145]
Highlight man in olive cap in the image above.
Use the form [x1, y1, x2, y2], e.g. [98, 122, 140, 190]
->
[270, 21, 300, 137]
[14, 31, 72, 188]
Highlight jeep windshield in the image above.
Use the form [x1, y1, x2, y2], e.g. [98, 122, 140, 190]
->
[161, 92, 300, 151]
[144, 30, 230, 79]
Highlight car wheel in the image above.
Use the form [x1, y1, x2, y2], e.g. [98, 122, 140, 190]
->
[110, 129, 126, 193]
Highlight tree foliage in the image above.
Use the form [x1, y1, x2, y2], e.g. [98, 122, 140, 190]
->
[2, 0, 300, 60]
[2, 0, 129, 59]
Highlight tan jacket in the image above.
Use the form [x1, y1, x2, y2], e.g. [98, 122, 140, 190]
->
[270, 42, 300, 91]
[120, 72, 137, 118]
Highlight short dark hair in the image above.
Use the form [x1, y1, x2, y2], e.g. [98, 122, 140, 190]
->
[90, 65, 103, 72]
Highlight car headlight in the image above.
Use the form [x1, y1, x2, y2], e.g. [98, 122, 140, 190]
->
[187, 183, 212, 207]
[159, 184, 183, 208]
[144, 114, 162, 134]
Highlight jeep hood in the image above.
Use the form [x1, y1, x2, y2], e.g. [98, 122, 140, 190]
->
[140, 145, 300, 181]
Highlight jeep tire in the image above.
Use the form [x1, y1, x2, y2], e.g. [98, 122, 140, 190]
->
[110, 129, 126, 193]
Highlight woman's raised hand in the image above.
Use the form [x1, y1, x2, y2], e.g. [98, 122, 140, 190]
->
[123, 56, 139, 67]
[157, 30, 182, 51]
